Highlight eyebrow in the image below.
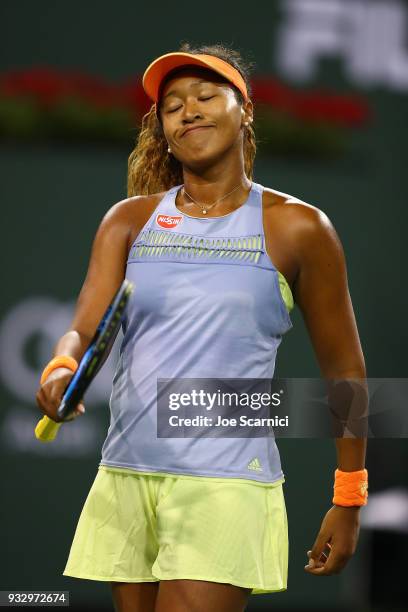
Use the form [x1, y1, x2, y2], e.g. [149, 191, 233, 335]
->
[162, 79, 213, 100]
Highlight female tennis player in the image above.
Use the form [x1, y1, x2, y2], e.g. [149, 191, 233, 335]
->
[36, 43, 368, 612]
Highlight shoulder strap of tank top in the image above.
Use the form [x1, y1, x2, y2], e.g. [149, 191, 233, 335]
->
[247, 181, 265, 236]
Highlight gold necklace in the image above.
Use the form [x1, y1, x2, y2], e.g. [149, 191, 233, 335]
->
[182, 183, 242, 215]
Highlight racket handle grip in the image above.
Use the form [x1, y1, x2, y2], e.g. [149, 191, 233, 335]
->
[35, 415, 62, 442]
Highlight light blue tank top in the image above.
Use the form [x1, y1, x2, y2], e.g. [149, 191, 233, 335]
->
[100, 181, 294, 483]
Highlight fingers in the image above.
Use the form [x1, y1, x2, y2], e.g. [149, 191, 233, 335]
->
[318, 543, 332, 564]
[306, 530, 330, 569]
[35, 386, 64, 423]
[306, 549, 326, 569]
[36, 380, 86, 423]
[35, 369, 74, 419]
[305, 542, 352, 575]
[63, 404, 86, 422]
[304, 548, 326, 572]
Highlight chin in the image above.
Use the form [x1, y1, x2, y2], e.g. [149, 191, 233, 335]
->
[178, 146, 224, 169]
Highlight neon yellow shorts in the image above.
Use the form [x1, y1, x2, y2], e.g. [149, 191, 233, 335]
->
[63, 465, 288, 595]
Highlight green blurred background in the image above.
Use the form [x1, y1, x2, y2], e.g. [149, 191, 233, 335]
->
[1, 1, 407, 610]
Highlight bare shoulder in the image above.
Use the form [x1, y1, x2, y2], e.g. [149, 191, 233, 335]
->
[103, 191, 166, 226]
[262, 186, 339, 250]
[263, 186, 330, 227]
[100, 191, 167, 251]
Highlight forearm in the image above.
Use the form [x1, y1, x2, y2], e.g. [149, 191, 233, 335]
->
[335, 438, 367, 471]
[52, 330, 93, 363]
[328, 372, 368, 471]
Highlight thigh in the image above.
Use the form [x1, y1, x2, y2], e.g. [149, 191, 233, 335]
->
[111, 581, 159, 612]
[155, 579, 251, 612]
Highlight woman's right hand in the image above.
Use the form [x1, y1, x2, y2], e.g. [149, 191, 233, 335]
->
[35, 367, 86, 423]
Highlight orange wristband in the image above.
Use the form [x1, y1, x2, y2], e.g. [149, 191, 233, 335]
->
[40, 356, 78, 385]
[333, 468, 368, 507]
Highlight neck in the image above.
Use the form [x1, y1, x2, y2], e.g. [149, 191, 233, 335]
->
[181, 148, 250, 204]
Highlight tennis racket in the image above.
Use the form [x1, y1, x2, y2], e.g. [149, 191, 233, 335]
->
[35, 278, 134, 442]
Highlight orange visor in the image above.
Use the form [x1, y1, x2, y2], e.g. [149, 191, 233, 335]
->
[142, 52, 248, 104]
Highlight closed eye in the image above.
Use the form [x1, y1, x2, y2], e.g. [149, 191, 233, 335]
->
[166, 96, 215, 113]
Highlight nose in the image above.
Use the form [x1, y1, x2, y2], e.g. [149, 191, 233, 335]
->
[181, 97, 203, 123]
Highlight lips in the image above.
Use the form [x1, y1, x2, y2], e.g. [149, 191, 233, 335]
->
[181, 125, 214, 137]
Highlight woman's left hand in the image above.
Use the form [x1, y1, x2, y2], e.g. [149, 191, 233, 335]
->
[304, 505, 361, 575]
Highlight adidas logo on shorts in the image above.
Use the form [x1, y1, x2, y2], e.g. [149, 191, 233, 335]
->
[247, 457, 263, 472]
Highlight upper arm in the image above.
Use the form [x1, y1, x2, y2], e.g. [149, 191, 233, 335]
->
[292, 205, 366, 378]
[68, 199, 133, 339]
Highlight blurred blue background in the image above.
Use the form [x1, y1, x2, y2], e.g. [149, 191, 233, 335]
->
[1, 1, 407, 610]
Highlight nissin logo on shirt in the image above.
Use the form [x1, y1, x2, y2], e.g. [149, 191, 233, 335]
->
[156, 214, 183, 229]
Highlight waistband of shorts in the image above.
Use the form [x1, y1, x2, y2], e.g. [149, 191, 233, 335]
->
[98, 464, 285, 488]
